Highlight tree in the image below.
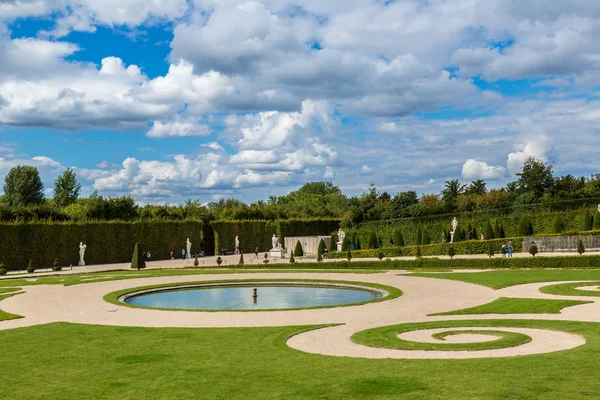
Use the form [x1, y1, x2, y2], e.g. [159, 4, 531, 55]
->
[130, 242, 146, 270]
[465, 180, 488, 195]
[394, 230, 404, 247]
[421, 230, 431, 245]
[594, 211, 600, 231]
[346, 249, 352, 262]
[239, 253, 244, 265]
[416, 227, 422, 246]
[52, 258, 62, 272]
[415, 246, 422, 258]
[516, 157, 554, 199]
[368, 231, 378, 249]
[553, 215, 565, 234]
[27, 259, 35, 273]
[53, 168, 81, 208]
[317, 239, 326, 256]
[216, 256, 223, 266]
[577, 239, 586, 256]
[582, 209, 593, 231]
[294, 241, 304, 257]
[529, 244, 538, 257]
[330, 233, 338, 252]
[3, 165, 44, 207]
[441, 179, 467, 206]
[518, 217, 533, 236]
[378, 251, 384, 261]
[448, 246, 455, 259]
[487, 242, 495, 258]
[494, 220, 501, 238]
[341, 236, 350, 252]
[485, 222, 495, 240]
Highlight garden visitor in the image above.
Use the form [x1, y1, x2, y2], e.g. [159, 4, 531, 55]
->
[147, 251, 151, 260]
[170, 250, 174, 260]
[181, 248, 185, 260]
[442, 232, 446, 243]
[481, 232, 484, 240]
[254, 247, 259, 258]
[501, 244, 506, 257]
[508, 240, 513, 257]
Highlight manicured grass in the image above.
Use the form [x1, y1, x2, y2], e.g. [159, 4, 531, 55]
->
[2, 320, 600, 399]
[0, 268, 383, 288]
[0, 293, 23, 321]
[540, 281, 600, 297]
[431, 297, 590, 316]
[409, 269, 600, 289]
[104, 279, 402, 312]
[351, 320, 532, 351]
[0, 287, 20, 294]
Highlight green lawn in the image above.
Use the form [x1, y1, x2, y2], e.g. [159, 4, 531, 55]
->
[408, 269, 600, 289]
[0, 293, 23, 321]
[431, 297, 590, 316]
[1, 320, 600, 399]
[540, 281, 600, 297]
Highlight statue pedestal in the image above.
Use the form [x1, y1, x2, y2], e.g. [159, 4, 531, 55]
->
[78, 260, 85, 266]
[270, 248, 285, 259]
[337, 242, 343, 252]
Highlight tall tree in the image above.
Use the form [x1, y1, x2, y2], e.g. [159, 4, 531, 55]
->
[516, 157, 554, 199]
[3, 165, 44, 207]
[53, 168, 82, 208]
[441, 180, 467, 207]
[465, 180, 487, 196]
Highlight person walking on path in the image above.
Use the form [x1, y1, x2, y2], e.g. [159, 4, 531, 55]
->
[254, 247, 259, 259]
[181, 249, 185, 260]
[508, 240, 513, 257]
[170, 250, 174, 260]
[501, 244, 506, 257]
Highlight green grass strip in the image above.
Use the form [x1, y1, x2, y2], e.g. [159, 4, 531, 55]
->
[540, 281, 600, 297]
[351, 320, 532, 351]
[0, 292, 24, 322]
[104, 278, 402, 312]
[431, 297, 591, 316]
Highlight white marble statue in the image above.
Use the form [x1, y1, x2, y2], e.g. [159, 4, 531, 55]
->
[235, 235, 240, 248]
[78, 242, 86, 266]
[272, 234, 278, 250]
[186, 238, 192, 259]
[597, 204, 600, 213]
[337, 229, 345, 243]
[450, 217, 459, 243]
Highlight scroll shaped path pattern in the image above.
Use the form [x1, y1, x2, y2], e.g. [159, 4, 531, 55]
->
[0, 271, 595, 359]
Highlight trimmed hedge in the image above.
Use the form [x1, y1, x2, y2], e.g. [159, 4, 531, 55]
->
[216, 255, 600, 270]
[347, 204, 600, 249]
[326, 238, 523, 259]
[211, 219, 340, 254]
[0, 220, 203, 271]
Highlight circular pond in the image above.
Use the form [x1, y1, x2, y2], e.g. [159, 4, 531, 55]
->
[122, 283, 384, 311]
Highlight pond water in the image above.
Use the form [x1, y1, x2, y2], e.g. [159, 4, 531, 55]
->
[124, 284, 382, 310]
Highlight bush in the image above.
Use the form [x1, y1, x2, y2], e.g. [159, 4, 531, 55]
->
[553, 215, 565, 234]
[378, 251, 384, 261]
[394, 230, 404, 246]
[341, 236, 350, 252]
[487, 242, 495, 258]
[368, 231, 378, 249]
[263, 253, 270, 264]
[485, 222, 495, 240]
[0, 262, 6, 275]
[52, 258, 62, 272]
[518, 217, 533, 236]
[529, 244, 539, 257]
[416, 246, 422, 258]
[26, 259, 35, 273]
[239, 253, 244, 265]
[346, 249, 352, 262]
[289, 252, 295, 264]
[194, 255, 199, 267]
[448, 246, 455, 259]
[594, 211, 600, 231]
[216, 256, 222, 266]
[416, 227, 422, 246]
[421, 230, 431, 245]
[317, 239, 326, 256]
[577, 239, 586, 256]
[130, 242, 146, 270]
[583, 209, 593, 231]
[293, 241, 304, 257]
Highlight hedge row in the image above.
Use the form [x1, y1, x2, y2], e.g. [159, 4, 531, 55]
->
[211, 219, 340, 254]
[226, 255, 600, 270]
[326, 238, 523, 259]
[0, 221, 204, 270]
[349, 205, 600, 249]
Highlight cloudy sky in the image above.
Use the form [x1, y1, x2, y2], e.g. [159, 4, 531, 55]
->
[0, 0, 599, 204]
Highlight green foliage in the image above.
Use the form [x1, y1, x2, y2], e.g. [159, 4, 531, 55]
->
[448, 246, 455, 259]
[487, 242, 495, 258]
[494, 220, 501, 238]
[421, 230, 431, 245]
[582, 209, 593, 231]
[237, 253, 244, 265]
[367, 231, 378, 249]
[330, 233, 338, 252]
[216, 257, 222, 266]
[529, 244, 539, 257]
[130, 242, 146, 270]
[263, 253, 270, 264]
[594, 211, 600, 230]
[415, 246, 422, 258]
[293, 241, 304, 257]
[26, 259, 35, 273]
[377, 251, 384, 261]
[578, 239, 586, 256]
[0, 220, 203, 271]
[484, 221, 495, 240]
[394, 230, 404, 246]
[517, 217, 533, 236]
[416, 227, 422, 246]
[517, 157, 555, 199]
[193, 255, 199, 267]
[553, 215, 565, 234]
[52, 258, 61, 272]
[341, 236, 350, 252]
[0, 262, 6, 275]
[346, 248, 352, 261]
[289, 252, 295, 263]
[53, 169, 82, 208]
[317, 239, 326, 256]
[3, 166, 45, 207]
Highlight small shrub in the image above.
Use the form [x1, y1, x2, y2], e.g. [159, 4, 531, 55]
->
[130, 242, 146, 270]
[194, 255, 199, 267]
[289, 252, 295, 264]
[294, 241, 304, 257]
[263, 254, 270, 265]
[238, 253, 244, 265]
[317, 254, 323, 262]
[416, 246, 422, 258]
[529, 244, 539, 257]
[487, 242, 495, 258]
[448, 246, 455, 259]
[26, 259, 35, 273]
[0, 262, 6, 276]
[216, 256, 222, 266]
[346, 249, 352, 262]
[317, 239, 326, 256]
[52, 258, 62, 272]
[577, 239, 586, 256]
[378, 251, 384, 261]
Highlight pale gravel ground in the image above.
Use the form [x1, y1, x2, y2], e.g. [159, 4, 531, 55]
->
[0, 270, 597, 359]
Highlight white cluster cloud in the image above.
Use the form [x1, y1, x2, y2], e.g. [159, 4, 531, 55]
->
[461, 159, 506, 180]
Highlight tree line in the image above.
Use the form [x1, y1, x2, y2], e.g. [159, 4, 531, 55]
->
[1, 157, 599, 224]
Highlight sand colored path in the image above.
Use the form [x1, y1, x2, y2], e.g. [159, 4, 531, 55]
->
[0, 271, 596, 359]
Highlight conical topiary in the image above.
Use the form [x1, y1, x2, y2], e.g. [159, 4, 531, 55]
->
[577, 239, 586, 255]
[368, 231, 378, 249]
[594, 211, 600, 230]
[394, 230, 404, 247]
[421, 230, 431, 245]
[131, 242, 146, 270]
[26, 259, 35, 273]
[583, 209, 593, 231]
[289, 251, 295, 263]
[416, 227, 422, 246]
[553, 215, 565, 234]
[341, 236, 350, 252]
[317, 239, 326, 256]
[518, 217, 531, 236]
[485, 222, 495, 240]
[293, 241, 304, 257]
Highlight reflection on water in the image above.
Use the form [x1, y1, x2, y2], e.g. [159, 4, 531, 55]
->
[125, 285, 382, 310]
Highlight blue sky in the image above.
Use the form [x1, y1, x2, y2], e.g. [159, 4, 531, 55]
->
[0, 0, 599, 204]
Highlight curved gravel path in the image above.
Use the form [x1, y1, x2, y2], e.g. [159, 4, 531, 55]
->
[0, 271, 596, 359]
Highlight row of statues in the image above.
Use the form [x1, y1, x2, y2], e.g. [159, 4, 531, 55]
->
[77, 238, 195, 266]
